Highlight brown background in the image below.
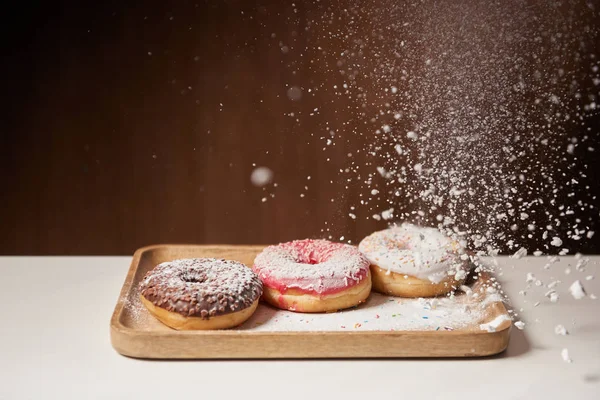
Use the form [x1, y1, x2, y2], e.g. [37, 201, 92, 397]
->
[2, 0, 599, 255]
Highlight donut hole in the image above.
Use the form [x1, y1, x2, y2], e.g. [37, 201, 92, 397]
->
[298, 255, 321, 265]
[307, 256, 320, 265]
[180, 272, 207, 284]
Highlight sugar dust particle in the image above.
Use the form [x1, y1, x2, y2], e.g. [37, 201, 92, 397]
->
[561, 348, 572, 363]
[520, 212, 529, 220]
[569, 280, 586, 299]
[286, 86, 303, 101]
[554, 325, 569, 335]
[381, 208, 394, 220]
[371, 189, 379, 195]
[406, 131, 418, 140]
[526, 272, 535, 283]
[261, 197, 267, 203]
[250, 166, 274, 187]
[512, 248, 527, 259]
[550, 237, 563, 247]
[382, 125, 391, 133]
[454, 269, 467, 281]
[514, 321, 525, 330]
[391, 86, 398, 94]
[349, 213, 356, 219]
[547, 291, 559, 303]
[547, 280, 560, 289]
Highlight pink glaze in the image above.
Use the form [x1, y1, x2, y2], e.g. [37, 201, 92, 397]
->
[253, 239, 370, 296]
[277, 294, 300, 311]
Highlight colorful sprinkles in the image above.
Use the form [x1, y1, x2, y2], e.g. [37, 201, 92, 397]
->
[230, 283, 502, 332]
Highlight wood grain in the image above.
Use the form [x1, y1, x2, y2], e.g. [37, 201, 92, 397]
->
[110, 244, 512, 359]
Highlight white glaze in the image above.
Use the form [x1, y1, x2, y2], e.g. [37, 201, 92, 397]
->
[358, 223, 469, 283]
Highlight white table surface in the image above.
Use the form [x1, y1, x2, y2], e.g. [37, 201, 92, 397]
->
[1, 255, 599, 399]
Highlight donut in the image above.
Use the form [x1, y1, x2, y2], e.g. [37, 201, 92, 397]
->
[358, 224, 470, 298]
[139, 258, 262, 330]
[252, 239, 372, 313]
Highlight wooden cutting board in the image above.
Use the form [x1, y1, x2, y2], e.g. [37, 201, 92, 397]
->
[110, 244, 512, 358]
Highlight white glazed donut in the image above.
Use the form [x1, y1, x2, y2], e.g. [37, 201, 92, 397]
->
[358, 223, 470, 297]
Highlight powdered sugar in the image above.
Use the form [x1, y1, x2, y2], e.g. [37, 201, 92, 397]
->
[561, 348, 572, 363]
[479, 314, 511, 332]
[514, 320, 525, 330]
[512, 248, 528, 259]
[359, 223, 469, 283]
[283, 0, 599, 260]
[126, 279, 505, 333]
[569, 280, 587, 300]
[554, 324, 569, 335]
[250, 166, 274, 187]
[123, 256, 509, 334]
[253, 239, 370, 295]
[237, 279, 505, 332]
[139, 258, 262, 318]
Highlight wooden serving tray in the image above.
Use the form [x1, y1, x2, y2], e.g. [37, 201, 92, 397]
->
[110, 245, 512, 359]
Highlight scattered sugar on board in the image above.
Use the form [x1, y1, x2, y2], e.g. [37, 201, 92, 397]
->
[479, 315, 511, 333]
[238, 290, 504, 332]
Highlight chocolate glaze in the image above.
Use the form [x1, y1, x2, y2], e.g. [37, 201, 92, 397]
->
[139, 258, 262, 319]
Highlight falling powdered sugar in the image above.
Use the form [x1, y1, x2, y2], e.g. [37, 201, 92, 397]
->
[561, 348, 573, 363]
[569, 280, 587, 300]
[555, 324, 569, 335]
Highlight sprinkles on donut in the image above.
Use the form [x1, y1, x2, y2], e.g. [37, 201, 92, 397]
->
[252, 239, 372, 312]
[139, 258, 262, 330]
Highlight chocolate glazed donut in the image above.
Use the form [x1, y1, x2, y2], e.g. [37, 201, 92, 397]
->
[139, 258, 262, 330]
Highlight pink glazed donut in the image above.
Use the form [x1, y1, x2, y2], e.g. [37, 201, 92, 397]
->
[252, 239, 372, 312]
